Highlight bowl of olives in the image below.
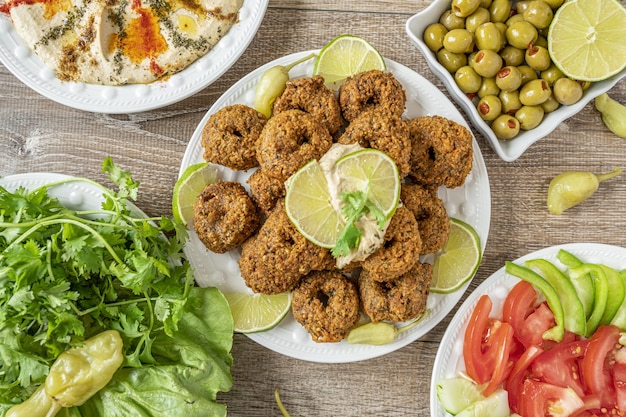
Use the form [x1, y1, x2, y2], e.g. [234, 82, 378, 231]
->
[405, 0, 626, 161]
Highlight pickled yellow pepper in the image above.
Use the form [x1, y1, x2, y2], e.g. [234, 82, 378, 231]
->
[547, 167, 622, 215]
[6, 330, 124, 417]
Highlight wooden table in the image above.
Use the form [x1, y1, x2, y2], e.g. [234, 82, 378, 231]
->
[1, 1, 626, 415]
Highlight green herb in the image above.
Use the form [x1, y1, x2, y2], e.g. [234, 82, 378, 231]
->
[0, 158, 233, 414]
[331, 190, 386, 258]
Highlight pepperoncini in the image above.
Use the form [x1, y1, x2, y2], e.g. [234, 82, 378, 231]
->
[595, 93, 626, 138]
[6, 330, 124, 416]
[253, 53, 316, 118]
[547, 166, 622, 215]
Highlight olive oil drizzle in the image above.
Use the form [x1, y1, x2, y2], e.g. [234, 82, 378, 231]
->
[37, 2, 88, 47]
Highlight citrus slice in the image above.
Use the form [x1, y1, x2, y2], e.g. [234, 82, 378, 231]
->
[285, 159, 345, 248]
[430, 218, 482, 294]
[312, 34, 386, 83]
[436, 377, 486, 415]
[548, 0, 626, 82]
[335, 148, 401, 219]
[172, 162, 218, 225]
[224, 291, 292, 333]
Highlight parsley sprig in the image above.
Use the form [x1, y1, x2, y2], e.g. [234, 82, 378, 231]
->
[331, 189, 387, 258]
[0, 158, 194, 400]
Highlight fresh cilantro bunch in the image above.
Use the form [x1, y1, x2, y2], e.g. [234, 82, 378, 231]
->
[0, 158, 196, 401]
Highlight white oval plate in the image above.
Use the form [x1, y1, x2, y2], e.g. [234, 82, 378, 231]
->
[179, 51, 492, 363]
[0, 0, 268, 113]
[430, 243, 626, 417]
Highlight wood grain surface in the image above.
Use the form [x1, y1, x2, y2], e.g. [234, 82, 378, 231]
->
[1, 0, 626, 415]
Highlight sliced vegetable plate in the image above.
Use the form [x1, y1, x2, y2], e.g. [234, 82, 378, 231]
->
[430, 243, 626, 417]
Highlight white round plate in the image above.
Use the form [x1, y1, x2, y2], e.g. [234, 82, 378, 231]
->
[430, 243, 626, 417]
[179, 51, 492, 363]
[0, 0, 268, 113]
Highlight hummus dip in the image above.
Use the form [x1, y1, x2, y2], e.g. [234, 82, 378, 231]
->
[0, 0, 243, 85]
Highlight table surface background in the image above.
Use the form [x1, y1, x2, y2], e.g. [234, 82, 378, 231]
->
[2, 1, 626, 415]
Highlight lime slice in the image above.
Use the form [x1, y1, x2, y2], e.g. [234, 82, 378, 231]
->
[430, 218, 482, 294]
[224, 292, 292, 333]
[335, 148, 401, 219]
[548, 0, 626, 82]
[312, 34, 386, 83]
[284, 159, 345, 248]
[172, 162, 218, 225]
[436, 377, 486, 415]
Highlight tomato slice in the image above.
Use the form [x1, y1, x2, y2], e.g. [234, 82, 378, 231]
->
[582, 325, 620, 406]
[483, 321, 515, 397]
[505, 344, 544, 413]
[502, 280, 537, 333]
[531, 339, 590, 397]
[517, 302, 556, 349]
[613, 358, 626, 411]
[463, 295, 494, 384]
[520, 379, 584, 417]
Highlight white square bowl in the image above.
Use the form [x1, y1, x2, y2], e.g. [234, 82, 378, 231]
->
[405, 0, 626, 162]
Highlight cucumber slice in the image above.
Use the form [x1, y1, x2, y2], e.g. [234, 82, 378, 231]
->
[436, 377, 485, 415]
[455, 388, 510, 417]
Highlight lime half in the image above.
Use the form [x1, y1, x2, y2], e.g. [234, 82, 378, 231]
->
[548, 0, 626, 81]
[224, 292, 292, 333]
[313, 34, 386, 83]
[430, 218, 482, 293]
[172, 162, 218, 225]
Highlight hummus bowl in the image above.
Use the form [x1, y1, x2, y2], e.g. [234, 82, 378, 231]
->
[405, 0, 626, 162]
[0, 0, 268, 113]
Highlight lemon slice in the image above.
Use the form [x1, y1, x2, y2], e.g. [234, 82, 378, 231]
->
[224, 292, 292, 333]
[335, 148, 401, 219]
[548, 0, 626, 82]
[312, 34, 386, 83]
[430, 218, 482, 294]
[284, 159, 345, 248]
[172, 162, 218, 225]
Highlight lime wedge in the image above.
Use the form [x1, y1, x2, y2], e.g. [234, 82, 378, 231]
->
[335, 148, 401, 219]
[436, 377, 486, 415]
[224, 292, 292, 333]
[284, 159, 345, 248]
[430, 218, 482, 293]
[313, 34, 386, 83]
[548, 0, 626, 82]
[172, 162, 218, 225]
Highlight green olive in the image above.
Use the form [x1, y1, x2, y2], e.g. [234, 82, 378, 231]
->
[496, 65, 523, 91]
[519, 78, 552, 106]
[480, 0, 493, 8]
[518, 65, 539, 85]
[452, 0, 481, 17]
[541, 94, 560, 113]
[424, 23, 449, 52]
[475, 22, 503, 51]
[477, 95, 502, 120]
[523, 0, 554, 29]
[471, 49, 503, 77]
[455, 65, 483, 93]
[515, 105, 545, 130]
[466, 7, 491, 32]
[540, 64, 564, 86]
[578, 80, 592, 91]
[505, 13, 526, 27]
[443, 28, 476, 53]
[505, 20, 538, 49]
[525, 45, 552, 71]
[491, 114, 521, 139]
[553, 77, 584, 105]
[440, 9, 466, 30]
[499, 89, 522, 114]
[437, 48, 468, 73]
[489, 0, 511, 22]
[543, 0, 564, 8]
[534, 34, 548, 48]
[499, 45, 525, 66]
[477, 76, 501, 97]
[515, 0, 533, 14]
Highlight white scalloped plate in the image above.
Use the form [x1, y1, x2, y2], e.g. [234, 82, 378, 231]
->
[431, 243, 626, 417]
[179, 51, 492, 363]
[0, 0, 268, 113]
